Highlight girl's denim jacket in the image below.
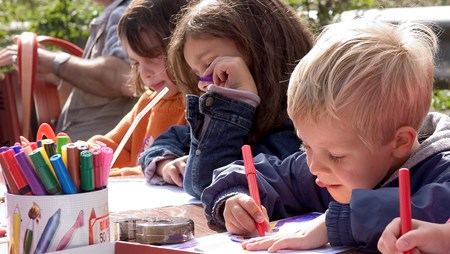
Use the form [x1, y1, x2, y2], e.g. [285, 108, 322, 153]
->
[139, 87, 301, 198]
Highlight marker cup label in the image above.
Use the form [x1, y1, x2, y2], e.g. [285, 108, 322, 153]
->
[5, 188, 109, 253]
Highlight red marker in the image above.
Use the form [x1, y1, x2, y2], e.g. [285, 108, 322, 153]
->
[2, 150, 33, 195]
[241, 145, 265, 236]
[399, 168, 412, 254]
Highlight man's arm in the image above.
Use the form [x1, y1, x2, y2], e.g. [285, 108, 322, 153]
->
[36, 50, 133, 97]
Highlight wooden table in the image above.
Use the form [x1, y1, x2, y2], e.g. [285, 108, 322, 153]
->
[109, 204, 225, 238]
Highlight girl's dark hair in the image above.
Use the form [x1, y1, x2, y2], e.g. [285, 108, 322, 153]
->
[118, 0, 188, 95]
[168, 0, 313, 143]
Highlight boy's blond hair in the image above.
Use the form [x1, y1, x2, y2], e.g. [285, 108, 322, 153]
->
[288, 19, 438, 149]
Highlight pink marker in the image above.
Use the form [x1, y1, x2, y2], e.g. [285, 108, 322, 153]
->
[92, 149, 103, 189]
[100, 147, 113, 188]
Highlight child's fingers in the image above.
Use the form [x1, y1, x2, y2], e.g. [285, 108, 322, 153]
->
[378, 218, 401, 253]
[120, 167, 143, 176]
[109, 168, 122, 177]
[227, 194, 266, 235]
[169, 170, 183, 187]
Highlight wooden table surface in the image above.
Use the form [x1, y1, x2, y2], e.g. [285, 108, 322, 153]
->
[109, 203, 225, 238]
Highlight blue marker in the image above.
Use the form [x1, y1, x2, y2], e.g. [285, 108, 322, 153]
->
[34, 209, 61, 254]
[50, 154, 78, 194]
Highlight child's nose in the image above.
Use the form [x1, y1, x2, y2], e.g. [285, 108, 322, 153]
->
[308, 156, 328, 176]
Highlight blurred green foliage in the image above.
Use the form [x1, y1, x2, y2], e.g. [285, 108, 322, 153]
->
[0, 0, 101, 48]
[432, 88, 450, 111]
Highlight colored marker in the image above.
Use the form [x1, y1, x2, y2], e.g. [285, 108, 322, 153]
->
[43, 139, 57, 158]
[399, 168, 412, 254]
[88, 143, 101, 151]
[15, 151, 47, 195]
[29, 142, 38, 151]
[77, 143, 88, 153]
[21, 145, 33, 158]
[0, 151, 20, 194]
[66, 143, 81, 191]
[61, 145, 68, 167]
[198, 75, 213, 82]
[101, 146, 113, 188]
[56, 136, 70, 155]
[13, 205, 20, 254]
[29, 149, 62, 195]
[50, 154, 78, 194]
[80, 150, 95, 192]
[2, 150, 32, 195]
[35, 209, 61, 254]
[241, 145, 265, 236]
[11, 145, 21, 154]
[92, 149, 103, 189]
[37, 147, 58, 182]
[94, 141, 107, 147]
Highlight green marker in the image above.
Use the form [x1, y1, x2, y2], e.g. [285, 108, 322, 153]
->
[56, 136, 70, 155]
[29, 149, 62, 195]
[80, 150, 95, 192]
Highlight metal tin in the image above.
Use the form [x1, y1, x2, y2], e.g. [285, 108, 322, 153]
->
[135, 217, 194, 245]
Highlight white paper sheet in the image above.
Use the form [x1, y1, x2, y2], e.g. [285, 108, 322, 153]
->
[107, 177, 200, 213]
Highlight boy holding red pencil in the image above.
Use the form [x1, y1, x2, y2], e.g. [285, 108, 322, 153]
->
[201, 18, 450, 252]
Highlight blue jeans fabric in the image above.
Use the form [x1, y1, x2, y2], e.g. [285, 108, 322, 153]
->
[139, 91, 301, 198]
[184, 92, 301, 198]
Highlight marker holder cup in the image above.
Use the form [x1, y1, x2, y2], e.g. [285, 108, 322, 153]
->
[5, 188, 109, 254]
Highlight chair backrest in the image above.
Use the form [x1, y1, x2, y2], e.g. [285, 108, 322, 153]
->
[0, 32, 83, 145]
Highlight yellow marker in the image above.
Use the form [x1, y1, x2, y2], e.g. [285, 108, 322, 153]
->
[61, 145, 68, 168]
[13, 204, 21, 254]
[37, 147, 60, 184]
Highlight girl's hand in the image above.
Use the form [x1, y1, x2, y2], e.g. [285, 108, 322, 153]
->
[223, 194, 270, 235]
[109, 166, 143, 176]
[242, 214, 328, 252]
[156, 155, 188, 187]
[202, 56, 257, 95]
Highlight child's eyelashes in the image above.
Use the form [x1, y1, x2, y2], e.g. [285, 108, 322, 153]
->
[300, 144, 344, 163]
[328, 153, 344, 163]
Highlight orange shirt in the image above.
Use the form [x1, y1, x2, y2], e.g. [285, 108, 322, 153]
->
[89, 91, 186, 168]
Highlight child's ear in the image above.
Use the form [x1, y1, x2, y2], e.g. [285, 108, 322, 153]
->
[392, 126, 417, 158]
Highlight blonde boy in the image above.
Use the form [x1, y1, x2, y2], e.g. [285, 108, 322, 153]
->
[201, 19, 450, 252]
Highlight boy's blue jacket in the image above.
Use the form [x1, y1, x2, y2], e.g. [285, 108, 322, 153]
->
[139, 91, 301, 198]
[201, 112, 450, 251]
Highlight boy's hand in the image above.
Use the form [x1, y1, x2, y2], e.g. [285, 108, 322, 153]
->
[109, 166, 143, 176]
[223, 194, 270, 235]
[156, 155, 188, 187]
[242, 214, 328, 252]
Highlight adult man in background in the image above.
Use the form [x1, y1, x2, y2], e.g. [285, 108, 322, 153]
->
[0, 0, 136, 141]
